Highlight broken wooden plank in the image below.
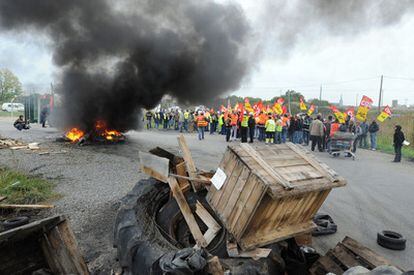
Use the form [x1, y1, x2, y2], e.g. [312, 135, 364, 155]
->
[10, 145, 27, 150]
[175, 161, 190, 189]
[167, 177, 207, 247]
[170, 174, 211, 185]
[56, 220, 89, 274]
[195, 201, 221, 246]
[341, 236, 398, 268]
[226, 241, 271, 260]
[139, 151, 170, 183]
[0, 204, 54, 209]
[177, 134, 200, 191]
[239, 143, 293, 189]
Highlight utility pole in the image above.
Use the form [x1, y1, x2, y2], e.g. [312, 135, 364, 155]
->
[356, 93, 359, 107]
[319, 85, 322, 101]
[288, 90, 291, 114]
[378, 75, 383, 113]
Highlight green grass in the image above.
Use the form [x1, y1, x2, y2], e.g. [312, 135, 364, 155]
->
[372, 112, 414, 160]
[0, 110, 23, 117]
[0, 167, 57, 204]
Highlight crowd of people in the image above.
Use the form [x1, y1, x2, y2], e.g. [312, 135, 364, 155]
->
[145, 108, 406, 162]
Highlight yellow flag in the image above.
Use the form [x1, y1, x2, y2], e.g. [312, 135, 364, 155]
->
[377, 105, 392, 122]
[299, 98, 307, 111]
[334, 112, 346, 124]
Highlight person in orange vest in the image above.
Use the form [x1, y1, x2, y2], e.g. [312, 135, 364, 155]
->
[196, 111, 208, 140]
[257, 111, 267, 141]
[281, 114, 289, 143]
[230, 111, 238, 141]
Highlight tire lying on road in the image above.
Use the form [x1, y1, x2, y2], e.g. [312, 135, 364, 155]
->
[377, 230, 406, 251]
[114, 178, 284, 275]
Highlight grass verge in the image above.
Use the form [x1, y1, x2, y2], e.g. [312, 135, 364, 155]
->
[0, 167, 57, 204]
[0, 110, 23, 117]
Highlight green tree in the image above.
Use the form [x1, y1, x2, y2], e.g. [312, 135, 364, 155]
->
[0, 69, 23, 102]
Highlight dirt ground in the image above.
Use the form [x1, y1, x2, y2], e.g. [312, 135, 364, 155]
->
[0, 118, 413, 272]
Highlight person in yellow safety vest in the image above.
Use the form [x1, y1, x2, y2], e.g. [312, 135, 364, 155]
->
[183, 110, 190, 132]
[218, 112, 225, 134]
[265, 113, 276, 144]
[275, 115, 283, 144]
[240, 111, 249, 143]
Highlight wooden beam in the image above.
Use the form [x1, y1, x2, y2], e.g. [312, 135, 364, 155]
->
[170, 174, 211, 185]
[239, 221, 316, 250]
[0, 204, 54, 209]
[167, 177, 207, 247]
[175, 161, 190, 187]
[141, 166, 168, 183]
[177, 134, 200, 191]
[239, 143, 293, 189]
[195, 201, 221, 246]
[0, 196, 7, 202]
[139, 151, 170, 183]
[226, 241, 271, 260]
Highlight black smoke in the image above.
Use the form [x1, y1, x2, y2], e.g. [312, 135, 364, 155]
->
[259, 0, 414, 57]
[0, 0, 252, 131]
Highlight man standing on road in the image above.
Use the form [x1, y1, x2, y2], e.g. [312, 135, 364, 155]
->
[265, 113, 276, 144]
[359, 120, 369, 148]
[368, 120, 379, 150]
[230, 111, 238, 141]
[309, 114, 324, 152]
[240, 111, 249, 143]
[393, 125, 405, 163]
[248, 112, 256, 143]
[196, 112, 208, 140]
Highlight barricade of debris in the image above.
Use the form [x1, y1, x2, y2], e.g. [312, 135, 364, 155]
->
[118, 134, 404, 274]
[0, 215, 89, 275]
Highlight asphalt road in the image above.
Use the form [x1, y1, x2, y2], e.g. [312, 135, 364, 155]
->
[0, 119, 413, 270]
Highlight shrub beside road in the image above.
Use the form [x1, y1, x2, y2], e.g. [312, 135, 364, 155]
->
[0, 167, 56, 204]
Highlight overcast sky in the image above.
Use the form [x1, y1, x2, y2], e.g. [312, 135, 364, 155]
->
[1, 1, 414, 106]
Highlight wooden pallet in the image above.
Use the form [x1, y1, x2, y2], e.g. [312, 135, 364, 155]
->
[310, 236, 403, 275]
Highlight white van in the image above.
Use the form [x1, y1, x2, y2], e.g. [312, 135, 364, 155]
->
[1, 103, 25, 112]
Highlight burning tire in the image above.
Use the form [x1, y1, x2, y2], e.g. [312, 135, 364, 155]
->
[114, 178, 284, 275]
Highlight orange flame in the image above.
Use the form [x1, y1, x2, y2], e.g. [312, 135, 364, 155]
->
[65, 128, 85, 142]
[103, 129, 122, 140]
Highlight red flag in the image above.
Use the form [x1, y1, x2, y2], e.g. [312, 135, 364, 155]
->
[345, 107, 355, 118]
[220, 105, 227, 113]
[330, 105, 339, 113]
[277, 98, 285, 105]
[282, 105, 287, 115]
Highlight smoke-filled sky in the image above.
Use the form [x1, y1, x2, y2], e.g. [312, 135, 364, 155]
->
[1, 0, 414, 110]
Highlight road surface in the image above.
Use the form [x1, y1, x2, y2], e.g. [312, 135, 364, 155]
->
[0, 119, 413, 270]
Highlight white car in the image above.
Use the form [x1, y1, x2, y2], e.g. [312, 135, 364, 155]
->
[1, 103, 24, 112]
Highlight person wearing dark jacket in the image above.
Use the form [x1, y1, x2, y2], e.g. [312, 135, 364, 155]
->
[248, 112, 256, 143]
[368, 120, 379, 150]
[393, 125, 405, 162]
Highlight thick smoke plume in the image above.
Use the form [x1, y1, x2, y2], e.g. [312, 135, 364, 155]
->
[259, 0, 414, 56]
[0, 0, 251, 131]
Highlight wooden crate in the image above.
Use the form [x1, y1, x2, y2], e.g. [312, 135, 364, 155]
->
[0, 216, 89, 275]
[207, 143, 346, 250]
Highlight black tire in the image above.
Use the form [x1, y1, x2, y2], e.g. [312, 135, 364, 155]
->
[114, 179, 285, 275]
[2, 216, 30, 230]
[377, 230, 406, 250]
[156, 190, 228, 257]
